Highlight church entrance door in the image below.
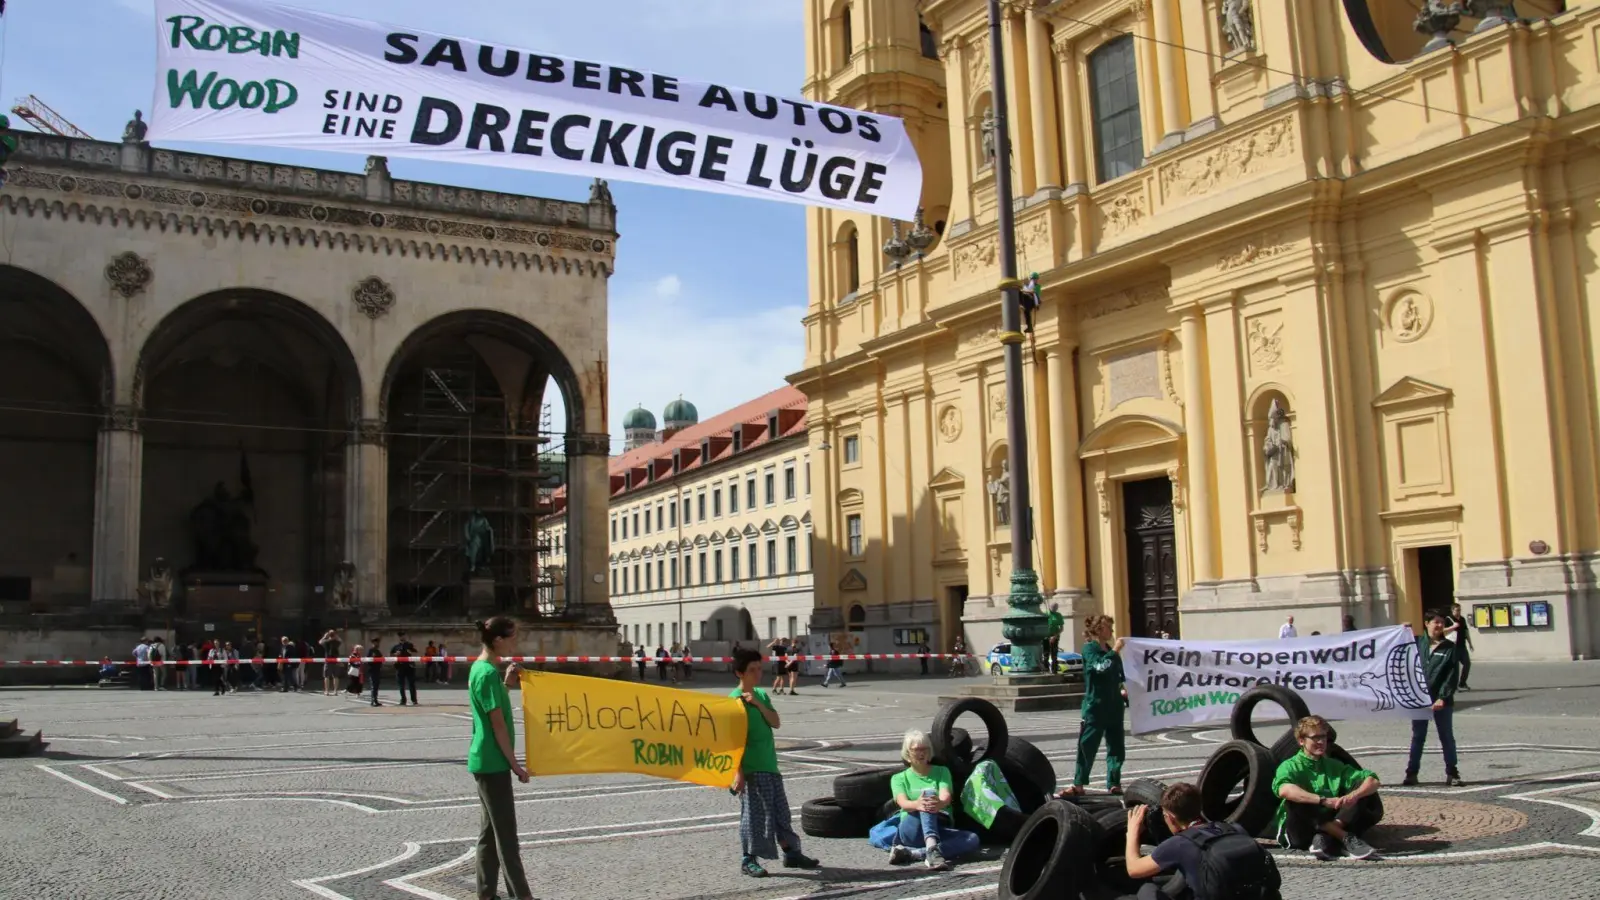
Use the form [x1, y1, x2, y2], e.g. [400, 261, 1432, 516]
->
[1122, 477, 1179, 639]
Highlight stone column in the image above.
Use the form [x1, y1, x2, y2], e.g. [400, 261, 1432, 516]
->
[1151, 0, 1188, 153]
[1179, 312, 1216, 582]
[566, 432, 617, 624]
[345, 419, 388, 618]
[1054, 39, 1086, 189]
[1044, 347, 1087, 592]
[1025, 10, 1061, 192]
[92, 405, 143, 607]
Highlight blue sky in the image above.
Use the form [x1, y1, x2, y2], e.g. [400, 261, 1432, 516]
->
[1, 0, 809, 448]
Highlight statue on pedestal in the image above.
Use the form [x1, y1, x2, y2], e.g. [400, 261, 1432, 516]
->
[464, 509, 495, 576]
[330, 560, 356, 611]
[980, 109, 997, 167]
[987, 459, 1012, 527]
[141, 558, 173, 610]
[123, 111, 148, 144]
[1262, 399, 1296, 493]
[187, 449, 263, 574]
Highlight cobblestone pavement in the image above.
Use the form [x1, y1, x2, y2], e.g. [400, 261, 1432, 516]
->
[1, 660, 1597, 899]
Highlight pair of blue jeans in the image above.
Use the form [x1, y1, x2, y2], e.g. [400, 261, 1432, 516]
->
[1406, 704, 1458, 774]
[888, 811, 979, 859]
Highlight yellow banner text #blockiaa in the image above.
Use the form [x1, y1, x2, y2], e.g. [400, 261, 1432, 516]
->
[521, 670, 747, 788]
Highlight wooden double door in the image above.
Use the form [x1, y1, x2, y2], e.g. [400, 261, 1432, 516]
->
[1122, 477, 1180, 639]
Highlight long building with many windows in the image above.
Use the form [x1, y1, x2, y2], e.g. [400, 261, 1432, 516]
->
[542, 387, 816, 652]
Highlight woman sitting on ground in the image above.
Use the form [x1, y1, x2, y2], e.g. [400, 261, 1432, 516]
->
[870, 729, 979, 870]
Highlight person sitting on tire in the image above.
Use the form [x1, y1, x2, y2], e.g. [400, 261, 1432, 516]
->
[1271, 715, 1382, 861]
[1058, 614, 1127, 797]
[874, 729, 980, 871]
[1125, 782, 1283, 900]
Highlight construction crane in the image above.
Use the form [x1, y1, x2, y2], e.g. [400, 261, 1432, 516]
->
[10, 95, 92, 140]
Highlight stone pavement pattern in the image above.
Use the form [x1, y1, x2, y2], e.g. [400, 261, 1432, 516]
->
[1, 661, 1598, 899]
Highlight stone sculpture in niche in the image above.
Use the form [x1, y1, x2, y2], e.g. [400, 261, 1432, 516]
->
[188, 459, 262, 575]
[1262, 398, 1296, 493]
[329, 560, 356, 610]
[980, 109, 997, 167]
[141, 558, 173, 610]
[987, 459, 1011, 527]
[1221, 0, 1255, 53]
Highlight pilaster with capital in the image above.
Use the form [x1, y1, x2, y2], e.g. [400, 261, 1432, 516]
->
[1044, 346, 1089, 593]
[1178, 312, 1216, 583]
[92, 406, 143, 606]
[345, 418, 389, 616]
[565, 432, 618, 623]
[1150, 0, 1189, 152]
[1024, 8, 1060, 192]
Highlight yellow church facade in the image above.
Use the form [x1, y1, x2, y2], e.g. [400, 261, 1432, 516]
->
[790, 0, 1597, 661]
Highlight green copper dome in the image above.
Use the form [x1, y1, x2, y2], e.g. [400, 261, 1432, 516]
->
[663, 397, 699, 425]
[623, 405, 657, 430]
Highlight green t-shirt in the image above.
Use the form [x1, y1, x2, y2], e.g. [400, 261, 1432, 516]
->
[1270, 750, 1377, 829]
[468, 658, 515, 775]
[1081, 641, 1126, 720]
[1046, 611, 1065, 637]
[731, 686, 779, 774]
[891, 764, 953, 804]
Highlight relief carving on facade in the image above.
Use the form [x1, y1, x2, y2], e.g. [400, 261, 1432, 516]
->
[1160, 333, 1184, 408]
[962, 326, 999, 350]
[1081, 283, 1166, 320]
[105, 251, 153, 299]
[988, 382, 1008, 426]
[967, 40, 991, 96]
[103, 404, 140, 433]
[1105, 347, 1162, 410]
[1254, 517, 1269, 552]
[1159, 118, 1296, 200]
[1096, 473, 1110, 519]
[937, 405, 963, 442]
[1167, 465, 1184, 512]
[1246, 317, 1285, 372]
[353, 418, 387, 446]
[1218, 234, 1292, 271]
[1019, 215, 1051, 263]
[1287, 510, 1303, 550]
[1386, 291, 1434, 343]
[1100, 190, 1147, 238]
[952, 236, 999, 278]
[352, 276, 397, 319]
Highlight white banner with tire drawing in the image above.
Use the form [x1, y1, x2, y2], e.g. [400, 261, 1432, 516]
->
[1122, 626, 1435, 734]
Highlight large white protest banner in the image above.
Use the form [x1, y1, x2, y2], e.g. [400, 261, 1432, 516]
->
[1122, 626, 1435, 734]
[148, 0, 923, 218]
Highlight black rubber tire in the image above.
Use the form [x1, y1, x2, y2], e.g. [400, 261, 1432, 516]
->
[800, 797, 878, 839]
[956, 799, 1030, 845]
[1198, 739, 1280, 837]
[931, 697, 1009, 765]
[831, 766, 902, 809]
[1062, 792, 1126, 816]
[1122, 778, 1173, 843]
[972, 741, 1047, 814]
[936, 726, 974, 766]
[1267, 729, 1300, 765]
[880, 798, 901, 822]
[1002, 736, 1059, 796]
[1229, 684, 1311, 746]
[997, 801, 1097, 900]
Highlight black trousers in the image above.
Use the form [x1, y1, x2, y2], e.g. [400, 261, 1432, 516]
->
[396, 665, 418, 703]
[1282, 795, 1383, 850]
[368, 669, 382, 703]
[474, 770, 531, 900]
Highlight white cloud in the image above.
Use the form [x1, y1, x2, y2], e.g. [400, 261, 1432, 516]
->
[653, 275, 683, 299]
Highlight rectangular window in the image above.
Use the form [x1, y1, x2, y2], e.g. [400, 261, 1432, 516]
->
[621, 516, 628, 540]
[1090, 34, 1144, 182]
[611, 569, 618, 593]
[768, 617, 778, 640]
[645, 565, 652, 591]
[698, 552, 707, 583]
[656, 505, 664, 531]
[713, 489, 722, 518]
[686, 621, 694, 641]
[731, 550, 741, 581]
[714, 549, 724, 583]
[787, 616, 798, 639]
[784, 466, 796, 500]
[766, 539, 777, 575]
[848, 514, 863, 557]
[748, 544, 758, 579]
[844, 435, 860, 464]
[805, 461, 811, 495]
[671, 622, 679, 644]
[765, 472, 776, 505]
[632, 512, 639, 535]
[647, 623, 652, 645]
[807, 534, 814, 570]
[716, 618, 725, 641]
[670, 559, 678, 587]
[632, 564, 639, 592]
[697, 493, 706, 522]
[633, 624, 639, 646]
[611, 518, 617, 541]
[669, 502, 677, 528]
[746, 477, 756, 509]
[657, 559, 664, 587]
[786, 536, 797, 573]
[729, 483, 739, 514]
[643, 510, 650, 535]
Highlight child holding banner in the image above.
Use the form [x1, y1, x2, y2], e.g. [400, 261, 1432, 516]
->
[468, 616, 534, 900]
[730, 647, 819, 878]
[1058, 615, 1127, 796]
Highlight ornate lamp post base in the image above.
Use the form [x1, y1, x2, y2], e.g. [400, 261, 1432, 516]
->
[998, 569, 1050, 675]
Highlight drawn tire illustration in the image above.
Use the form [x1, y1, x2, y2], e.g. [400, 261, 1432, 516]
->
[932, 697, 1010, 765]
[998, 801, 1099, 900]
[1197, 739, 1280, 837]
[800, 797, 879, 839]
[1002, 736, 1059, 796]
[1122, 778, 1173, 843]
[831, 765, 902, 809]
[1388, 642, 1431, 709]
[1229, 684, 1312, 746]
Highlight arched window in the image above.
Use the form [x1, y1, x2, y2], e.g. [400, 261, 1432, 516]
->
[1088, 35, 1143, 182]
[831, 2, 854, 71]
[919, 15, 939, 59]
[834, 224, 861, 299]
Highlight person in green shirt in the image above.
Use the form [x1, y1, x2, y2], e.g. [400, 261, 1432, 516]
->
[467, 616, 534, 900]
[729, 646, 818, 878]
[875, 729, 979, 870]
[1058, 614, 1127, 796]
[1044, 603, 1065, 675]
[1272, 714, 1383, 861]
[1404, 611, 1464, 786]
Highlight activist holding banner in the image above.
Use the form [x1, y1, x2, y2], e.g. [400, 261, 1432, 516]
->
[148, 0, 922, 218]
[467, 616, 535, 900]
[1058, 614, 1128, 797]
[1122, 626, 1434, 735]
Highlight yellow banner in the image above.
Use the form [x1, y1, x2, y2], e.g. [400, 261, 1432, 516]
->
[521, 670, 748, 788]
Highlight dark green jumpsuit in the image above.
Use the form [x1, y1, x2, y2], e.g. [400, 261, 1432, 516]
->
[1072, 640, 1126, 789]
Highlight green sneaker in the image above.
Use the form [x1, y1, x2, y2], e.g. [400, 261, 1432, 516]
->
[741, 857, 768, 878]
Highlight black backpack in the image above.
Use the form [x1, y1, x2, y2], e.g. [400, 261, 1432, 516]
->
[1180, 823, 1282, 900]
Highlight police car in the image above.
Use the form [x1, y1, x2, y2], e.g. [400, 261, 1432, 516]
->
[986, 641, 1084, 679]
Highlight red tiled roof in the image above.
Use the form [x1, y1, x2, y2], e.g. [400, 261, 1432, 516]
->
[547, 385, 808, 514]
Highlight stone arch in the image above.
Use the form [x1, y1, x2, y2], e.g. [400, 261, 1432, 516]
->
[0, 265, 114, 609]
[1077, 414, 1184, 457]
[779, 515, 800, 532]
[132, 288, 363, 631]
[380, 309, 589, 617]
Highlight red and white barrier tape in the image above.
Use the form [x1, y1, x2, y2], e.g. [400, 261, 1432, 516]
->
[1, 653, 978, 668]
